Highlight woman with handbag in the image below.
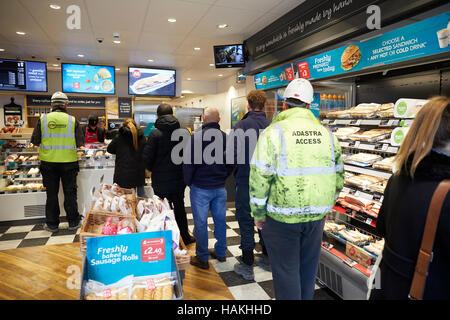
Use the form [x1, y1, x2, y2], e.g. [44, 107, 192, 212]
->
[371, 96, 450, 300]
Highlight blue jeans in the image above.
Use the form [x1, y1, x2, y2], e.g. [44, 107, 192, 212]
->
[235, 183, 266, 264]
[262, 216, 325, 300]
[190, 185, 227, 262]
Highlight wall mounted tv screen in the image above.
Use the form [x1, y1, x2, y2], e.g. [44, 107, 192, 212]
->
[213, 44, 245, 68]
[62, 63, 115, 94]
[128, 67, 176, 96]
[0, 59, 47, 92]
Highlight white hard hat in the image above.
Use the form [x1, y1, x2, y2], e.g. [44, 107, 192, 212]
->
[283, 78, 314, 104]
[51, 91, 69, 105]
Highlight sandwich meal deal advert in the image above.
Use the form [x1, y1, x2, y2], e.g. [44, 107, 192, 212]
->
[128, 67, 176, 96]
[296, 11, 450, 81]
[62, 64, 115, 94]
[254, 63, 295, 90]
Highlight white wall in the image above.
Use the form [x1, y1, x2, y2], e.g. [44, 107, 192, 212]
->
[173, 74, 255, 130]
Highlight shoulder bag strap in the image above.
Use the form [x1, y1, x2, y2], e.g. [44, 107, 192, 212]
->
[409, 179, 450, 300]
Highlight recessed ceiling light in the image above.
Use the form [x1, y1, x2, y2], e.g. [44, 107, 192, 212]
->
[16, 31, 26, 35]
[147, 59, 154, 62]
[77, 54, 84, 57]
[113, 40, 121, 44]
[187, 78, 191, 80]
[218, 74, 223, 77]
[49, 4, 61, 10]
[116, 68, 120, 71]
[209, 64, 214, 67]
[52, 64, 59, 67]
[168, 18, 177, 23]
[217, 24, 229, 29]
[194, 47, 200, 51]
[0, 49, 5, 52]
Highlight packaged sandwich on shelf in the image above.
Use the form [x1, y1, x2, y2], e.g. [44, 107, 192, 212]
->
[324, 221, 346, 232]
[348, 103, 381, 118]
[348, 129, 392, 142]
[337, 228, 373, 245]
[345, 152, 382, 167]
[326, 109, 352, 118]
[333, 126, 361, 140]
[345, 173, 384, 189]
[367, 179, 388, 194]
[363, 239, 385, 256]
[375, 103, 395, 118]
[372, 156, 396, 171]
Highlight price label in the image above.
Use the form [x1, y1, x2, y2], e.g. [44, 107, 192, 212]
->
[146, 279, 156, 290]
[350, 119, 362, 126]
[366, 218, 373, 225]
[103, 289, 112, 299]
[382, 144, 389, 151]
[141, 238, 165, 262]
[354, 141, 361, 148]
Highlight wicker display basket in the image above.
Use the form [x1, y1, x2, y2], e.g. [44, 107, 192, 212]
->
[136, 196, 191, 270]
[79, 211, 137, 254]
[91, 187, 138, 218]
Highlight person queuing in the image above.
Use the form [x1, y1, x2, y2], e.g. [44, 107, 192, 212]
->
[371, 97, 450, 300]
[107, 118, 147, 198]
[249, 78, 344, 300]
[228, 90, 271, 281]
[31, 91, 85, 233]
[183, 107, 234, 269]
[143, 104, 195, 245]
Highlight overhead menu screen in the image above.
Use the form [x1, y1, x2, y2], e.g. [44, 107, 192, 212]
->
[0, 59, 47, 92]
[62, 63, 116, 94]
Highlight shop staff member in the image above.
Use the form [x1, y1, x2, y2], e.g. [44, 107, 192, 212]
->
[31, 91, 85, 233]
[82, 115, 107, 144]
[249, 79, 344, 300]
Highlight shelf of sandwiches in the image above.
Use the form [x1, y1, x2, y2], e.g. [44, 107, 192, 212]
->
[77, 145, 115, 169]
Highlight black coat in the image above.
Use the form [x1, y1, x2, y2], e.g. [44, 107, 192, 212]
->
[106, 126, 146, 189]
[142, 115, 185, 195]
[374, 150, 450, 300]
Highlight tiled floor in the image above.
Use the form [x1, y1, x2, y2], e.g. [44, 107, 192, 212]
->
[0, 208, 339, 300]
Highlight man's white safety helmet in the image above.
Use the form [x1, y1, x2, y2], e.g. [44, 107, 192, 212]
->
[283, 78, 314, 104]
[51, 91, 69, 106]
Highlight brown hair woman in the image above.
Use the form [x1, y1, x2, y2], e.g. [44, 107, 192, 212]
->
[107, 118, 147, 197]
[371, 96, 450, 300]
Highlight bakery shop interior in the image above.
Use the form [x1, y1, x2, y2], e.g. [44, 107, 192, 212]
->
[0, 0, 449, 302]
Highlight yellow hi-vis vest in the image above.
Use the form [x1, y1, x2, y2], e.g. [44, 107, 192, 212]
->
[39, 111, 77, 163]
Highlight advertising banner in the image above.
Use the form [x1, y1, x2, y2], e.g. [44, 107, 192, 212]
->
[254, 63, 295, 90]
[86, 230, 173, 285]
[296, 11, 450, 80]
[128, 68, 176, 96]
[62, 64, 115, 94]
[118, 97, 132, 119]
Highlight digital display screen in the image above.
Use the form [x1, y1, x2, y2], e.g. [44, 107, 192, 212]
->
[128, 67, 176, 96]
[62, 63, 115, 94]
[213, 44, 245, 68]
[0, 59, 47, 92]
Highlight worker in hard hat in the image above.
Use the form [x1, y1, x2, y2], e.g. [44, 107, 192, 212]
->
[31, 91, 85, 233]
[249, 78, 344, 300]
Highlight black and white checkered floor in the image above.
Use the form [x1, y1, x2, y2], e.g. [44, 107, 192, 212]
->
[0, 208, 339, 300]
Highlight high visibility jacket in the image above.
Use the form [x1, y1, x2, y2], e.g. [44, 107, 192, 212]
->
[249, 107, 344, 224]
[39, 111, 77, 163]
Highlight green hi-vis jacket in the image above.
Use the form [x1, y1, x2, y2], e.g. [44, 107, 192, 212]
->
[249, 107, 344, 224]
[39, 111, 77, 163]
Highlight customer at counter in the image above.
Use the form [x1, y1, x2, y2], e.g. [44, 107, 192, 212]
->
[31, 91, 85, 233]
[143, 103, 195, 245]
[107, 118, 147, 197]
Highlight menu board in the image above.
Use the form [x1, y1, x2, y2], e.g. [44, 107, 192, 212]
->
[0, 59, 47, 92]
[128, 67, 175, 96]
[254, 64, 295, 90]
[62, 63, 115, 94]
[296, 11, 450, 81]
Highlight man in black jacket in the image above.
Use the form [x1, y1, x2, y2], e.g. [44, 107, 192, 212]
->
[143, 104, 195, 245]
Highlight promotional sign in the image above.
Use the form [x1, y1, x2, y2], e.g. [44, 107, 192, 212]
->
[0, 59, 47, 92]
[309, 93, 321, 119]
[254, 63, 295, 90]
[231, 96, 247, 127]
[296, 11, 450, 81]
[86, 231, 173, 285]
[26, 95, 105, 108]
[62, 63, 115, 94]
[3, 104, 23, 126]
[118, 97, 132, 119]
[128, 67, 176, 96]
